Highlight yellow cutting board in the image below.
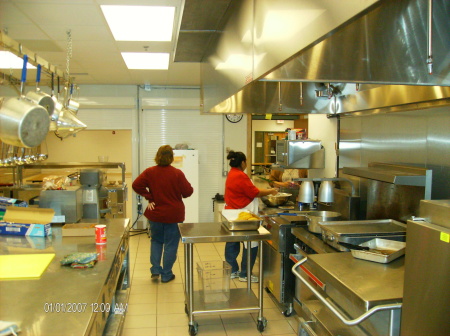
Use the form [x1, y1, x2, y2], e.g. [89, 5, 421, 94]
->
[0, 253, 55, 280]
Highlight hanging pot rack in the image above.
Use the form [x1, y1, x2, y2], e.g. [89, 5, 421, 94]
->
[0, 31, 68, 87]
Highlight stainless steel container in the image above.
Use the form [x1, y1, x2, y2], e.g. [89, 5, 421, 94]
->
[304, 211, 342, 233]
[0, 96, 50, 148]
[221, 209, 262, 231]
[350, 238, 406, 263]
[261, 192, 291, 207]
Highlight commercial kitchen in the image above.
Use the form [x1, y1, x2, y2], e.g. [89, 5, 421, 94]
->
[0, 0, 449, 336]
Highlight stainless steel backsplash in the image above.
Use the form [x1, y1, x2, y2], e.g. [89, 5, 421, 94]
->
[339, 106, 450, 220]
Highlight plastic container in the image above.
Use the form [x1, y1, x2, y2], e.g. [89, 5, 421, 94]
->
[197, 261, 231, 303]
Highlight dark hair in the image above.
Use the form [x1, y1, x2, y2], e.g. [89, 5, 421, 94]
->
[227, 151, 246, 168]
[155, 145, 174, 166]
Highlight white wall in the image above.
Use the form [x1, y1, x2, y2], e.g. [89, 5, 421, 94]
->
[0, 84, 248, 223]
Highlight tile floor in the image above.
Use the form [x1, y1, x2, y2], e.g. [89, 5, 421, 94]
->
[123, 231, 299, 336]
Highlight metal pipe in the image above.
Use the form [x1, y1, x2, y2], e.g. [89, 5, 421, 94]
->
[258, 240, 264, 321]
[336, 115, 341, 178]
[187, 243, 194, 325]
[278, 82, 283, 111]
[427, 0, 433, 75]
[299, 82, 303, 106]
[278, 82, 282, 111]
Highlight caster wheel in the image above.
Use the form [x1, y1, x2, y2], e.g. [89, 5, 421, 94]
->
[282, 309, 293, 317]
[188, 322, 198, 336]
[257, 318, 267, 332]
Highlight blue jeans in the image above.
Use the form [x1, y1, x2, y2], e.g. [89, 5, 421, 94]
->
[224, 242, 258, 277]
[149, 221, 180, 282]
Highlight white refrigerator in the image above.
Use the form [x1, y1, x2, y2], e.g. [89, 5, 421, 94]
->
[173, 150, 199, 223]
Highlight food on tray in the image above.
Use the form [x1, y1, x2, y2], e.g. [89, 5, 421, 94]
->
[237, 212, 259, 221]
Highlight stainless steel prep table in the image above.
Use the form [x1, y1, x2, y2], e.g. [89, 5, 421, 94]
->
[0, 218, 130, 336]
[178, 222, 271, 336]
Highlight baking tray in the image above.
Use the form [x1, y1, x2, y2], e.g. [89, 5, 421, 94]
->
[318, 219, 406, 236]
[221, 209, 262, 231]
[351, 238, 406, 263]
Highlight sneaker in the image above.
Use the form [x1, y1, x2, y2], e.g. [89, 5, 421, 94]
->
[230, 271, 240, 279]
[161, 274, 175, 283]
[239, 275, 259, 283]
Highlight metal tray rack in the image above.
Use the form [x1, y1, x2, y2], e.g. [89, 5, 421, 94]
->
[178, 222, 272, 336]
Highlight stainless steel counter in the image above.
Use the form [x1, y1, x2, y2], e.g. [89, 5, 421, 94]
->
[178, 222, 271, 243]
[0, 218, 130, 336]
[179, 222, 272, 335]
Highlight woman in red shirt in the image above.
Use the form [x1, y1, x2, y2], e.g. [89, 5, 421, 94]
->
[224, 151, 277, 282]
[132, 145, 193, 283]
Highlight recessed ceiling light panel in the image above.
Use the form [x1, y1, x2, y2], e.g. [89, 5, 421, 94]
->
[121, 52, 170, 70]
[0, 51, 37, 69]
[101, 5, 175, 41]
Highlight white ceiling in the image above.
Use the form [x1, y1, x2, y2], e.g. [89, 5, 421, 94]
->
[0, 0, 201, 87]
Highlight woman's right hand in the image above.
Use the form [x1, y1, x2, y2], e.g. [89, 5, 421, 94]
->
[270, 188, 278, 195]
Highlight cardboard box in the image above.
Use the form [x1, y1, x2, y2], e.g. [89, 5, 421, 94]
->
[0, 196, 28, 209]
[0, 207, 54, 237]
[62, 223, 97, 236]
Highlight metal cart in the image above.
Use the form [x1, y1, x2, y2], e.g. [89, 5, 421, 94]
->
[178, 222, 272, 336]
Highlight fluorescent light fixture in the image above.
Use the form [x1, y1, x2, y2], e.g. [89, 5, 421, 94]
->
[121, 52, 170, 70]
[0, 51, 37, 69]
[101, 5, 175, 41]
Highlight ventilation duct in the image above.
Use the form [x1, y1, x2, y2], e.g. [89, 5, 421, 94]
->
[198, 0, 450, 115]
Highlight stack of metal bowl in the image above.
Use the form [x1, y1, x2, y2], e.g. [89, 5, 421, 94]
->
[261, 193, 292, 207]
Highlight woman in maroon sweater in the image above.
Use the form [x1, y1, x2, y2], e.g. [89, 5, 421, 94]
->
[132, 145, 193, 283]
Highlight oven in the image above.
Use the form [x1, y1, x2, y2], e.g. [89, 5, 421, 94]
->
[291, 227, 404, 336]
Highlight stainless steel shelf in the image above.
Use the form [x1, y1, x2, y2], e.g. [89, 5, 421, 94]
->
[192, 288, 260, 315]
[343, 162, 432, 199]
[343, 162, 430, 186]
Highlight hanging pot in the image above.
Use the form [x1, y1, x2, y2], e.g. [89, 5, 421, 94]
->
[55, 107, 87, 138]
[0, 55, 50, 148]
[25, 64, 55, 115]
[49, 75, 63, 131]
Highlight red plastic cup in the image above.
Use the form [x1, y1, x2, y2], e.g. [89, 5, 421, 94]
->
[95, 224, 107, 245]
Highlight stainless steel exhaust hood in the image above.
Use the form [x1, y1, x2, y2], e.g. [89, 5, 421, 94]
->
[275, 140, 325, 169]
[199, 0, 450, 114]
